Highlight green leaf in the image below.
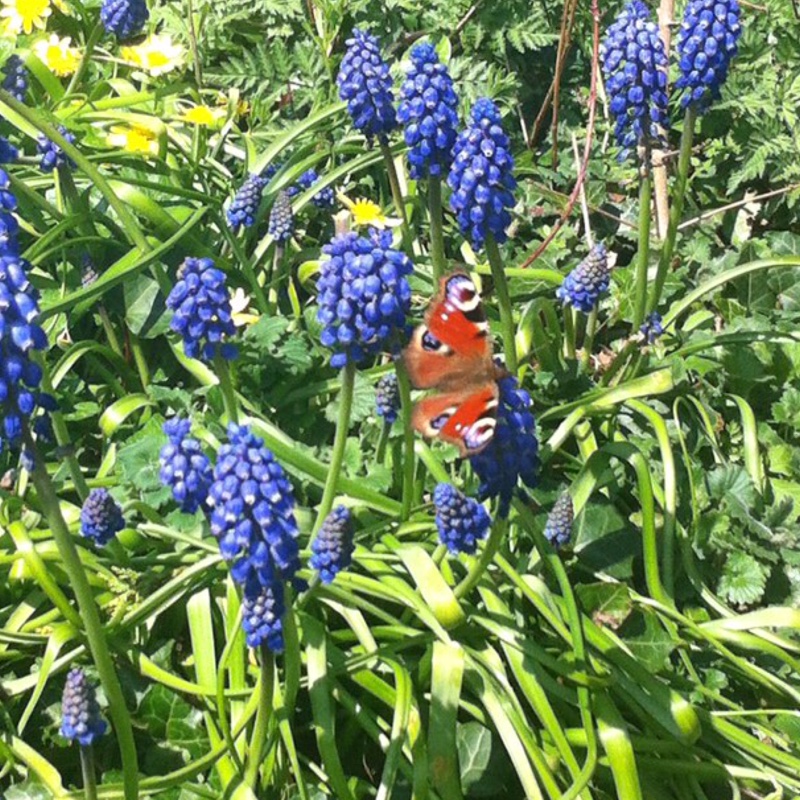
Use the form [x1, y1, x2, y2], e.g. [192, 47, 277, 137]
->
[707, 465, 759, 508]
[125, 273, 170, 338]
[456, 721, 512, 798]
[718, 551, 769, 605]
[621, 611, 677, 673]
[139, 684, 209, 763]
[5, 782, 54, 800]
[576, 582, 633, 629]
[325, 372, 375, 425]
[117, 415, 172, 507]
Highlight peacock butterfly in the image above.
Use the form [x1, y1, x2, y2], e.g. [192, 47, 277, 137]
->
[403, 272, 505, 456]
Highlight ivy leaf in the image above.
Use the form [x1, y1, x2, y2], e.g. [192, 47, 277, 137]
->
[456, 721, 512, 797]
[576, 582, 632, 630]
[117, 415, 172, 508]
[621, 611, 677, 673]
[139, 684, 208, 762]
[718, 551, 769, 605]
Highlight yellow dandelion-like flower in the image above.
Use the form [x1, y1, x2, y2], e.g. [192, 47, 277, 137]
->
[230, 288, 260, 328]
[108, 124, 159, 156]
[33, 34, 80, 76]
[1, 0, 51, 35]
[120, 34, 184, 77]
[339, 194, 401, 230]
[180, 105, 223, 127]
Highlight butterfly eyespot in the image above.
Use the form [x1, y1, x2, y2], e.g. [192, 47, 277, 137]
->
[431, 413, 451, 430]
[445, 274, 480, 313]
[463, 418, 497, 451]
[422, 330, 442, 351]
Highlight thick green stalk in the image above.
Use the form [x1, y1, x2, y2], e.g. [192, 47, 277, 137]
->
[379, 141, 413, 254]
[80, 745, 98, 800]
[580, 308, 598, 374]
[245, 647, 274, 790]
[26, 435, 139, 800]
[563, 306, 577, 361]
[395, 361, 416, 521]
[632, 143, 653, 330]
[485, 234, 518, 373]
[312, 361, 356, 534]
[214, 355, 239, 425]
[648, 107, 697, 314]
[428, 178, 446, 283]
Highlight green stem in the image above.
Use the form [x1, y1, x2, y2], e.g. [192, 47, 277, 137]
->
[214, 355, 239, 425]
[454, 515, 507, 600]
[563, 306, 577, 361]
[25, 434, 139, 800]
[648, 108, 697, 314]
[312, 361, 356, 534]
[580, 308, 598, 374]
[98, 306, 123, 358]
[267, 245, 283, 315]
[379, 141, 412, 254]
[80, 745, 98, 800]
[376, 421, 390, 465]
[428, 178, 446, 283]
[485, 234, 518, 373]
[62, 24, 103, 102]
[245, 646, 274, 790]
[128, 332, 150, 391]
[632, 143, 653, 330]
[395, 361, 416, 522]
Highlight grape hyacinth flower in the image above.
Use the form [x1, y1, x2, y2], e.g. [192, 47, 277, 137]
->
[294, 168, 335, 209]
[470, 372, 538, 518]
[1, 170, 54, 463]
[337, 28, 397, 142]
[37, 126, 76, 172]
[640, 311, 664, 344]
[207, 424, 301, 650]
[601, 0, 669, 156]
[101, 0, 149, 39]
[397, 42, 459, 180]
[310, 505, 355, 583]
[80, 488, 125, 545]
[316, 228, 413, 369]
[0, 136, 17, 164]
[375, 372, 400, 424]
[242, 582, 285, 651]
[448, 98, 516, 250]
[556, 243, 610, 314]
[676, 0, 742, 111]
[166, 257, 238, 362]
[159, 418, 213, 513]
[60, 668, 107, 746]
[2, 55, 28, 102]
[227, 173, 267, 231]
[268, 190, 294, 244]
[543, 491, 574, 549]
[433, 483, 491, 555]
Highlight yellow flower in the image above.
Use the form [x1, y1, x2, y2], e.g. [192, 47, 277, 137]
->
[33, 34, 80, 76]
[108, 124, 159, 156]
[339, 195, 401, 229]
[180, 105, 223, 127]
[230, 288, 260, 328]
[121, 34, 184, 77]
[1, 0, 51, 35]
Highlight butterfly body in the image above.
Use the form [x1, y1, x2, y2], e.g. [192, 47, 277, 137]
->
[403, 272, 504, 456]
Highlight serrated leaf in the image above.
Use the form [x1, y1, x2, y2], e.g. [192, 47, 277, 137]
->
[245, 315, 289, 351]
[325, 372, 375, 425]
[707, 465, 759, 508]
[718, 551, 769, 605]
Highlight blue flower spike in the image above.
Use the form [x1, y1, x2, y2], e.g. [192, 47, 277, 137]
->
[676, 0, 742, 112]
[295, 168, 335, 209]
[470, 373, 538, 518]
[316, 229, 413, 369]
[601, 1, 669, 157]
[397, 42, 459, 180]
[101, 0, 149, 39]
[543, 491, 574, 549]
[159, 417, 213, 513]
[448, 98, 516, 250]
[227, 173, 267, 231]
[375, 372, 400, 424]
[556, 243, 611, 314]
[268, 190, 294, 244]
[310, 505, 355, 584]
[337, 28, 397, 142]
[640, 311, 664, 344]
[37, 126, 76, 172]
[433, 483, 491, 555]
[60, 667, 107, 746]
[166, 257, 238, 362]
[2, 55, 28, 102]
[80, 488, 125, 546]
[208, 423, 301, 652]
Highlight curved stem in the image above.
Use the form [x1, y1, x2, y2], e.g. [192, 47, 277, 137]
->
[245, 646, 274, 790]
[62, 24, 103, 102]
[485, 234, 518, 373]
[454, 515, 507, 600]
[632, 143, 653, 330]
[312, 361, 356, 534]
[648, 107, 697, 314]
[428, 178, 446, 283]
[25, 434, 139, 800]
[379, 141, 412, 254]
[214, 355, 239, 426]
[395, 360, 416, 522]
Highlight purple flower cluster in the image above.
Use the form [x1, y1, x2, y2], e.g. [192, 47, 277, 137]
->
[433, 483, 491, 555]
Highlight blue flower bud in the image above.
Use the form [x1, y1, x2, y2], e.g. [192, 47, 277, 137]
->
[268, 190, 294, 243]
[640, 311, 664, 344]
[101, 0, 149, 39]
[543, 492, 574, 548]
[310, 505, 355, 583]
[242, 581, 285, 651]
[227, 173, 267, 231]
[556, 243, 610, 313]
[159, 417, 213, 513]
[37, 126, 76, 173]
[80, 488, 125, 545]
[433, 483, 491, 555]
[2, 56, 28, 103]
[60, 668, 107, 746]
[375, 372, 400, 424]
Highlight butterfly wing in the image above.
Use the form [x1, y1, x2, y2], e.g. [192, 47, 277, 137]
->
[403, 272, 493, 390]
[412, 383, 499, 457]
